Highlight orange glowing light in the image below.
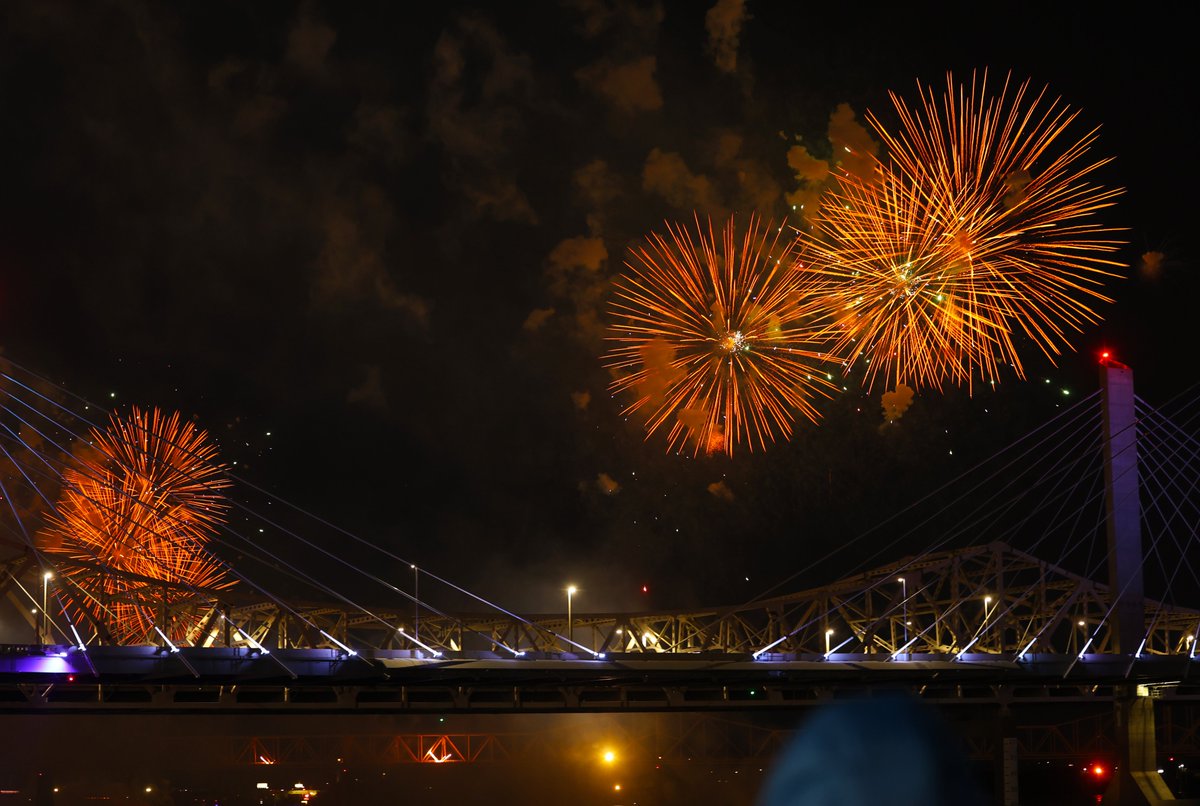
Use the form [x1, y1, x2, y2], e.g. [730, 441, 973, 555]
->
[606, 214, 838, 455]
[800, 70, 1124, 391]
[39, 407, 233, 643]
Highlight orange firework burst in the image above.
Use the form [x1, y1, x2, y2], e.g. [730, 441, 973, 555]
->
[802, 70, 1124, 391]
[39, 407, 232, 644]
[606, 214, 837, 455]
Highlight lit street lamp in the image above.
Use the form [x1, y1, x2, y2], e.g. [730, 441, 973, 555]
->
[566, 585, 577, 652]
[825, 628, 834, 656]
[411, 564, 419, 645]
[898, 577, 907, 650]
[41, 572, 53, 645]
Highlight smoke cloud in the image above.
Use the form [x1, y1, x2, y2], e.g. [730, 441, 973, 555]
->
[881, 383, 915, 423]
[578, 56, 664, 113]
[705, 0, 747, 74]
[707, 480, 735, 501]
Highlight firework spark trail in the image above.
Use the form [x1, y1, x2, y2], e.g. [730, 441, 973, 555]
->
[606, 214, 838, 456]
[39, 407, 232, 643]
[803, 70, 1125, 392]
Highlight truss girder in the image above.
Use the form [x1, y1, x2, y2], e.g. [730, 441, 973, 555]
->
[9, 542, 1198, 658]
[299, 542, 1198, 658]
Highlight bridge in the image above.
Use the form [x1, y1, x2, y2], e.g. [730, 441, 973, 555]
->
[2, 534, 1199, 714]
[1, 357, 1199, 803]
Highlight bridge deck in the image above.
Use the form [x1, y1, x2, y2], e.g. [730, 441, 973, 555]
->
[2, 645, 1197, 714]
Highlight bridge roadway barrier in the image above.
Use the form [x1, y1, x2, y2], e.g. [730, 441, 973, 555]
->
[2, 644, 1198, 714]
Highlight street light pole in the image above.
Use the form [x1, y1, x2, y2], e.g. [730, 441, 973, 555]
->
[411, 565, 419, 645]
[566, 585, 577, 652]
[42, 572, 53, 645]
[898, 577, 907, 652]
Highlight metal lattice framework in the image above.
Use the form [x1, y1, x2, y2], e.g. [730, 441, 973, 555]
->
[373, 540, 1196, 658]
[2, 359, 1199, 713]
[15, 540, 1182, 661]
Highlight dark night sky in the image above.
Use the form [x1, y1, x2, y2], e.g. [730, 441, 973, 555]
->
[0, 1, 1196, 615]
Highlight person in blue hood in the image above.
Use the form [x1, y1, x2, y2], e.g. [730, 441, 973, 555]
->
[758, 693, 987, 806]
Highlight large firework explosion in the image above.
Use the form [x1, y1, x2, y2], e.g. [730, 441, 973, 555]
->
[606, 214, 838, 456]
[802, 70, 1124, 392]
[39, 406, 232, 644]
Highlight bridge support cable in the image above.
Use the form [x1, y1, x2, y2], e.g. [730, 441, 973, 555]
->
[1144, 377, 1200, 425]
[1066, 532, 1172, 675]
[755, 398, 1109, 658]
[744, 389, 1103, 611]
[930, 415, 1103, 566]
[0, 443, 95, 655]
[0, 417, 151, 659]
[1, 441, 388, 662]
[207, 607, 300, 679]
[0, 371, 389, 655]
[0, 468, 232, 644]
[2, 362, 563, 646]
[915, 506, 1102, 659]
[1100, 362, 1144, 655]
[1127, 401, 1200, 660]
[892, 371, 1190, 662]
[760, 513, 1109, 660]
[751, 395, 1106, 656]
[751, 370, 1197, 661]
[1, 361, 552, 657]
[0, 401, 271, 637]
[1077, 382, 1200, 666]
[215, 468, 598, 655]
[1057, 369, 1200, 680]
[1, 386, 337, 667]
[6, 356, 1200, 673]
[1009, 494, 1119, 660]
[1060, 435, 1191, 671]
[194, 495, 536, 656]
[993, 434, 1143, 658]
[1133, 431, 1199, 599]
[1134, 397, 1200, 557]
[987, 443, 1112, 657]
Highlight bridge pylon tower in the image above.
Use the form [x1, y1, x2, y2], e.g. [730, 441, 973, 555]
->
[1100, 359, 1192, 806]
[1101, 358, 1143, 655]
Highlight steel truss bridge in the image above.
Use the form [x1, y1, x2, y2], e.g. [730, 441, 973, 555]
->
[2, 535, 1199, 714]
[3, 361, 1200, 803]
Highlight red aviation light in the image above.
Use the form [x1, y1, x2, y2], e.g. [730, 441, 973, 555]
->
[1099, 349, 1128, 369]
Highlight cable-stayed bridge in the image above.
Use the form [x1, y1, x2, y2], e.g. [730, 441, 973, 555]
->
[1, 359, 1199, 687]
[2, 358, 1199, 802]
[4, 535, 1198, 709]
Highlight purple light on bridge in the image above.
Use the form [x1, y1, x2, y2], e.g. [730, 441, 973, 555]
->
[0, 654, 75, 675]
